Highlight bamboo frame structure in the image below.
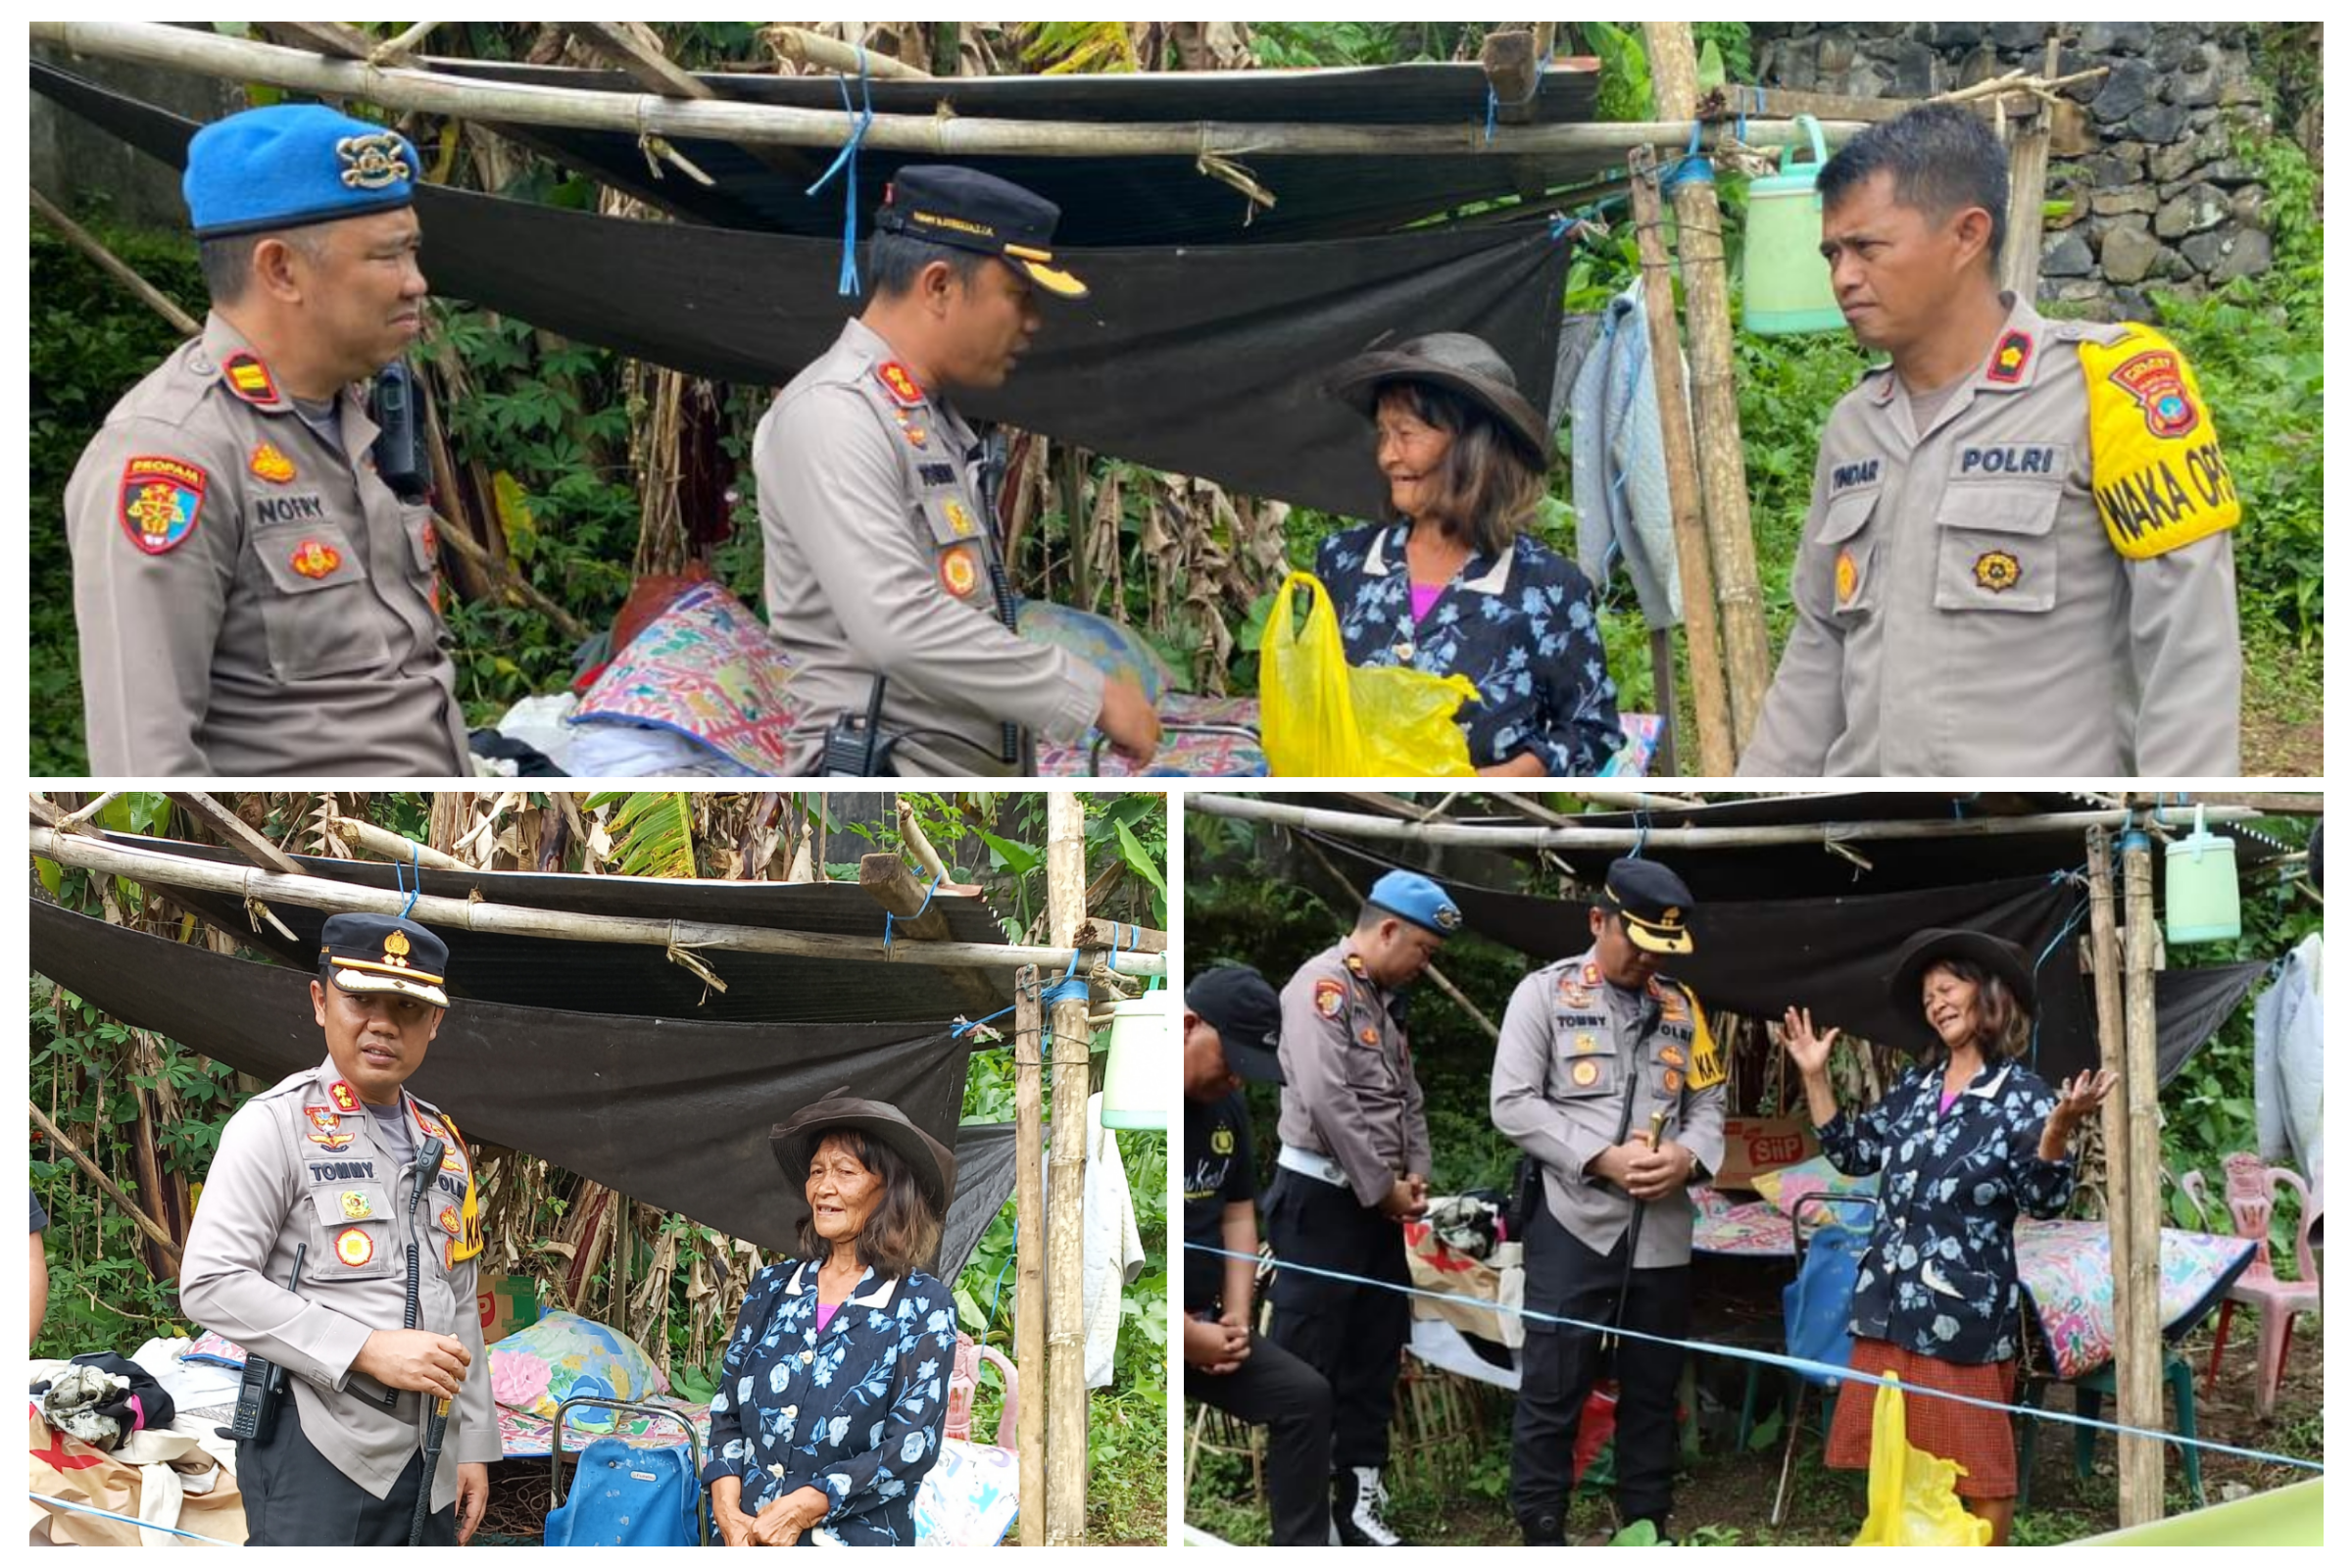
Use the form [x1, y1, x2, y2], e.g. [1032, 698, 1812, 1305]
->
[1011, 967, 1047, 1547]
[2114, 825, 2166, 1524]
[31, 21, 1861, 164]
[1043, 795, 1093, 1545]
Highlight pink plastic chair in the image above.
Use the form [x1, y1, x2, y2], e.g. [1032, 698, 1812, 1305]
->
[943, 1332, 1019, 1446]
[2199, 1152, 2320, 1415]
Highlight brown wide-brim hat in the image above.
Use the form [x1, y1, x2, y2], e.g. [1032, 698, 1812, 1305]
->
[1326, 331, 1552, 469]
[1886, 928, 2037, 1051]
[770, 1090, 956, 1216]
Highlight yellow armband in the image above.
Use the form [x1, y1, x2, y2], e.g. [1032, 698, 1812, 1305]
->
[2081, 325, 2239, 559]
[1683, 989, 1727, 1091]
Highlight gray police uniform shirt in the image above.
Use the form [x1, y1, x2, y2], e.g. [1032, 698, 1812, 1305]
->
[1740, 294, 2240, 777]
[1275, 940, 1432, 1208]
[755, 318, 1105, 775]
[179, 1057, 495, 1510]
[65, 315, 468, 776]
[1491, 947, 1728, 1268]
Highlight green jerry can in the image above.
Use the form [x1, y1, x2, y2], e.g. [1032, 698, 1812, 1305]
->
[2164, 805, 2242, 944]
[1742, 115, 1846, 336]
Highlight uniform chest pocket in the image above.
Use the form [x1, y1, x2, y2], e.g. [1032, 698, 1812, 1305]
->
[1933, 484, 2061, 614]
[918, 493, 990, 604]
[1817, 486, 1882, 622]
[253, 526, 391, 680]
[308, 1182, 398, 1281]
[1551, 1024, 1620, 1100]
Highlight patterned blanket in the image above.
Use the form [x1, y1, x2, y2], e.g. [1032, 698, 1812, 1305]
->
[572, 582, 802, 774]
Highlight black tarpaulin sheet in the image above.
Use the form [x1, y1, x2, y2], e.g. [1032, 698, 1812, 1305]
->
[415, 57, 1604, 244]
[1308, 834, 2261, 1088]
[30, 902, 1009, 1278]
[34, 62, 1571, 519]
[92, 832, 1010, 1025]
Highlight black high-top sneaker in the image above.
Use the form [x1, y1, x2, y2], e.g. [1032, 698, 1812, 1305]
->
[1520, 1511, 1567, 1545]
[1333, 1466, 1402, 1545]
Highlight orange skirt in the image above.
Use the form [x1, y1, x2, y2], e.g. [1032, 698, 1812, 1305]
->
[1824, 1339, 2019, 1500]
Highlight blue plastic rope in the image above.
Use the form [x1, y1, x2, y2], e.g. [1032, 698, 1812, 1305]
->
[397, 837, 420, 919]
[1631, 810, 1651, 859]
[1183, 1245, 2326, 1474]
[883, 867, 943, 956]
[1482, 52, 1547, 145]
[1105, 923, 1137, 974]
[952, 1003, 1016, 1040]
[1657, 118, 1715, 194]
[806, 48, 875, 297]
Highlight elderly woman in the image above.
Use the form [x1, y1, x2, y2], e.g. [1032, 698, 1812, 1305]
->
[1318, 332, 1620, 776]
[704, 1094, 960, 1547]
[1782, 929, 2116, 1545]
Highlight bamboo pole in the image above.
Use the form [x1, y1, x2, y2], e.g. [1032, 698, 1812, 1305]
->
[2083, 826, 2136, 1493]
[1998, 104, 2054, 302]
[1644, 22, 1774, 752]
[1044, 794, 1092, 1545]
[31, 22, 1859, 163]
[2115, 820, 2165, 1526]
[1011, 965, 1046, 1547]
[28, 1102, 183, 1261]
[27, 827, 1165, 977]
[1626, 142, 1733, 776]
[1185, 793, 2261, 851]
[31, 188, 200, 335]
[170, 792, 304, 876]
[767, 24, 933, 80]
[426, 512, 591, 643]
[325, 814, 473, 872]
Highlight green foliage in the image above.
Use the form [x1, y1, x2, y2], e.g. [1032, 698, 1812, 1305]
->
[29, 216, 209, 776]
[583, 790, 699, 878]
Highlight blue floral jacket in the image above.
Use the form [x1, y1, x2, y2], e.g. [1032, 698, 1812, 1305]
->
[1816, 1057, 2077, 1365]
[702, 1258, 958, 1545]
[1314, 521, 1620, 774]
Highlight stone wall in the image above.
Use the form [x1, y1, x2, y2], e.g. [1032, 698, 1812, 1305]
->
[1749, 23, 2282, 319]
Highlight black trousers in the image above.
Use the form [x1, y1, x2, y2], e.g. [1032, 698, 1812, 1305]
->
[1508, 1204, 1691, 1531]
[1188, 1330, 1335, 1545]
[1262, 1167, 1411, 1472]
[239, 1397, 456, 1546]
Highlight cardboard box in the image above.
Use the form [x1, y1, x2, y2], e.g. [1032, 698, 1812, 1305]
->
[1713, 1117, 1820, 1193]
[477, 1276, 539, 1345]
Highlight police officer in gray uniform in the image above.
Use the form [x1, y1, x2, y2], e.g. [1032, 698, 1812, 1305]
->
[755, 166, 1161, 775]
[1740, 104, 2241, 777]
[179, 914, 493, 1544]
[64, 105, 466, 776]
[1267, 870, 1457, 1545]
[1492, 858, 1726, 1544]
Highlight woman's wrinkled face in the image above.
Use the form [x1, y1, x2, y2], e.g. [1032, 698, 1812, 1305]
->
[1921, 963, 1981, 1052]
[1374, 388, 1455, 522]
[808, 1133, 885, 1248]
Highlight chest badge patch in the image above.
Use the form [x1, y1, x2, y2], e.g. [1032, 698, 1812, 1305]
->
[304, 1105, 354, 1151]
[876, 362, 925, 408]
[1571, 1058, 1601, 1088]
[1313, 979, 1345, 1018]
[1986, 330, 2033, 385]
[1835, 547, 1860, 607]
[327, 1079, 361, 1114]
[334, 1227, 375, 1266]
[118, 456, 208, 556]
[1572, 1032, 1599, 1055]
[938, 542, 982, 600]
[249, 442, 297, 484]
[1558, 982, 1594, 1008]
[1210, 1126, 1235, 1155]
[1658, 1045, 1686, 1067]
[290, 539, 344, 579]
[1663, 1068, 1685, 1094]
[1357, 1026, 1382, 1048]
[943, 500, 978, 538]
[1973, 550, 2023, 593]
[438, 1204, 462, 1237]
[339, 1190, 374, 1219]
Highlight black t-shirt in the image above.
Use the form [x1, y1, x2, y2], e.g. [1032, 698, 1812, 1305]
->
[1183, 1092, 1255, 1314]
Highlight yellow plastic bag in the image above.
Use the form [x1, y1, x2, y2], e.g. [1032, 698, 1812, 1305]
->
[1851, 1373, 1992, 1546]
[1258, 571, 1480, 777]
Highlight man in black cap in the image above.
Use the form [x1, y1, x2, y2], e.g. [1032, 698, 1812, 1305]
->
[1183, 966, 1334, 1546]
[180, 914, 495, 1544]
[756, 165, 1161, 775]
[1489, 858, 1726, 1544]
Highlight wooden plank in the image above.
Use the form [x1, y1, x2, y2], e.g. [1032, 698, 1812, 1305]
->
[2000, 106, 2055, 300]
[856, 852, 954, 941]
[2116, 823, 2167, 1526]
[1076, 916, 1166, 956]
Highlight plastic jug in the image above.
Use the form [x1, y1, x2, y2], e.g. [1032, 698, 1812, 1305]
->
[1742, 115, 1846, 336]
[2165, 805, 2242, 944]
[1098, 987, 1167, 1132]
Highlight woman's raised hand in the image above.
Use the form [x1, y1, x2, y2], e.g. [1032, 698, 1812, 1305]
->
[1780, 1004, 1839, 1076]
[2050, 1068, 2120, 1129]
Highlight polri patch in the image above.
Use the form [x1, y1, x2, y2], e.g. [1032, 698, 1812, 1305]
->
[2105, 347, 2199, 439]
[1985, 330, 2033, 384]
[334, 1226, 374, 1266]
[1973, 550, 2023, 593]
[1313, 979, 1344, 1018]
[249, 442, 296, 484]
[438, 1204, 462, 1237]
[290, 539, 343, 579]
[221, 352, 279, 405]
[118, 457, 207, 555]
[876, 362, 925, 408]
[1357, 1026, 1381, 1048]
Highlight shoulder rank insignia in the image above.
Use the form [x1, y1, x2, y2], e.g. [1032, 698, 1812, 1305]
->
[876, 361, 925, 409]
[118, 456, 207, 556]
[1986, 329, 2033, 385]
[290, 539, 343, 579]
[937, 542, 983, 600]
[334, 1227, 375, 1266]
[2080, 326, 2238, 560]
[220, 352, 279, 406]
[1313, 978, 1345, 1018]
[1581, 961, 1600, 987]
[249, 442, 297, 484]
[327, 1079, 361, 1113]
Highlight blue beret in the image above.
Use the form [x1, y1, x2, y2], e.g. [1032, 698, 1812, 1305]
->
[1367, 870, 1461, 938]
[184, 105, 418, 239]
